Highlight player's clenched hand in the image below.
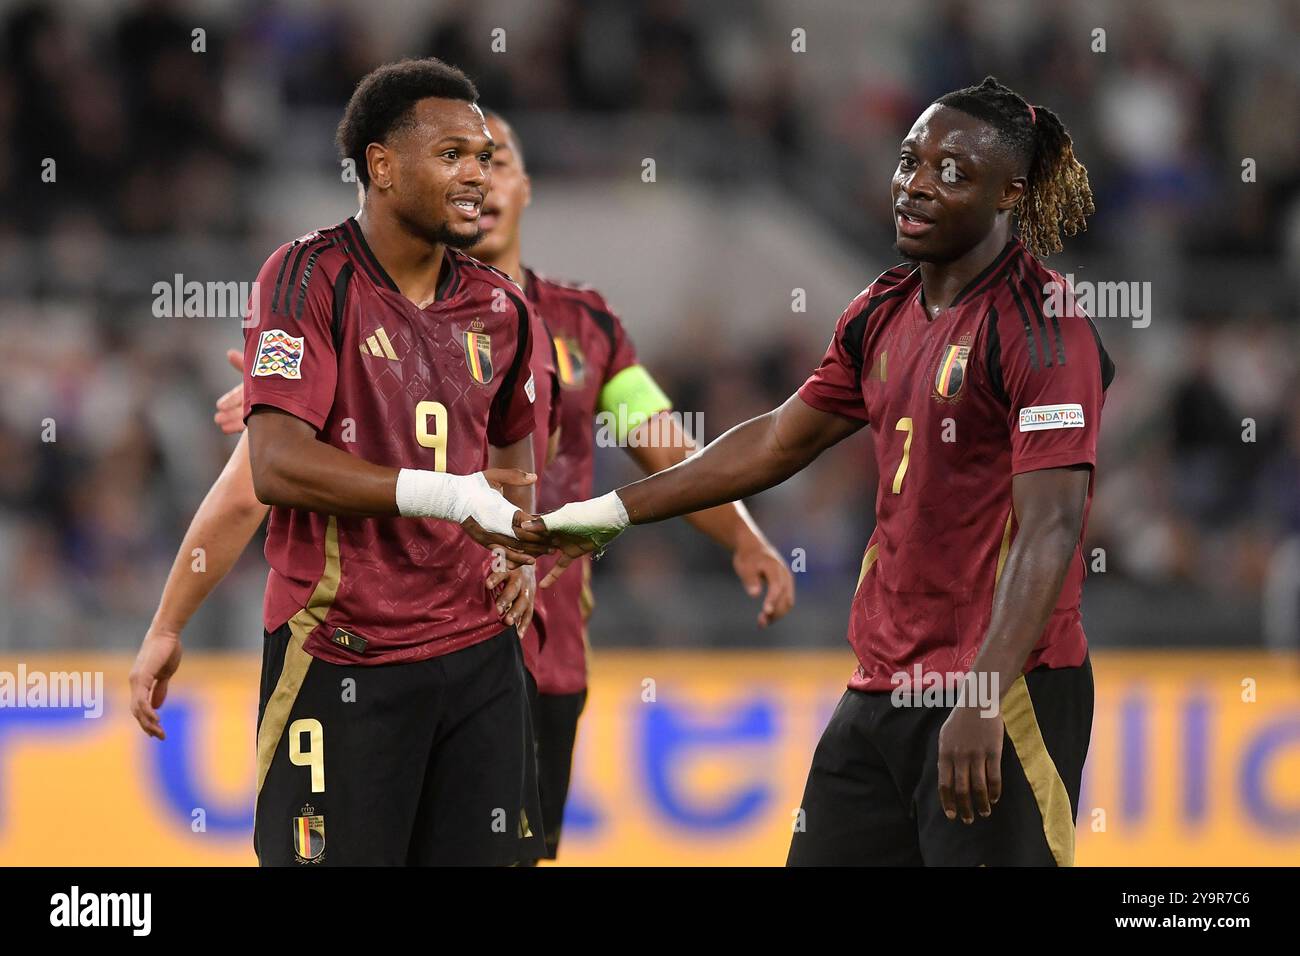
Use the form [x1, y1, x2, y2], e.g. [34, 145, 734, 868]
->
[486, 564, 536, 635]
[936, 698, 1004, 824]
[129, 627, 184, 740]
[732, 539, 796, 627]
[460, 468, 551, 565]
[519, 519, 609, 589]
[214, 349, 246, 435]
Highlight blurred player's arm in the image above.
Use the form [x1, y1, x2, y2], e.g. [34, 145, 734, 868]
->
[488, 434, 537, 516]
[129, 433, 267, 740]
[214, 349, 245, 434]
[625, 410, 795, 626]
[936, 465, 1089, 824]
[484, 435, 538, 634]
[528, 393, 862, 582]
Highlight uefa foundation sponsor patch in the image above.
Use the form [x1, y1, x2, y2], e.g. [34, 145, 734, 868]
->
[1019, 402, 1085, 431]
[254, 329, 304, 379]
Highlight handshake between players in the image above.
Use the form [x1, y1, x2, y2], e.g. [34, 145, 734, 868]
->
[487, 481, 631, 587]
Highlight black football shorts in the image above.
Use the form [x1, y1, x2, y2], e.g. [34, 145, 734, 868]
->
[787, 656, 1093, 866]
[254, 623, 546, 866]
[523, 670, 587, 860]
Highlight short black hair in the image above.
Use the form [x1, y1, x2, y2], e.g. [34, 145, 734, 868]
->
[935, 76, 1094, 256]
[336, 58, 479, 188]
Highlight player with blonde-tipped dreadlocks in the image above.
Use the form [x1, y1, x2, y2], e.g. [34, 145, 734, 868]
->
[527, 76, 1114, 865]
[935, 76, 1095, 256]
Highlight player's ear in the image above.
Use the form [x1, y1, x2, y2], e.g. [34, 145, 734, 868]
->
[998, 175, 1027, 213]
[367, 143, 393, 191]
[521, 173, 532, 209]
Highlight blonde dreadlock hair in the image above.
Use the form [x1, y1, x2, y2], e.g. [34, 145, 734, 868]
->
[936, 76, 1094, 257]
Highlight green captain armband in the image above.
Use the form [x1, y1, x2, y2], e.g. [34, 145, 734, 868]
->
[596, 365, 672, 444]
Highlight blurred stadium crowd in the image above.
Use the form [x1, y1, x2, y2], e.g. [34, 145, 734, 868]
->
[0, 0, 1297, 653]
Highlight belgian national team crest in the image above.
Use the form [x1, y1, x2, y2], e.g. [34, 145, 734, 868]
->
[553, 336, 587, 389]
[933, 341, 971, 402]
[462, 326, 494, 384]
[292, 806, 325, 864]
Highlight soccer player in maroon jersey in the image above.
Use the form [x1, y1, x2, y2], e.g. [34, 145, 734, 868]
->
[130, 59, 557, 866]
[529, 77, 1113, 866]
[143, 110, 795, 862]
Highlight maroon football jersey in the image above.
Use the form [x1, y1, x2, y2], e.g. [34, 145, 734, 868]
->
[515, 294, 561, 677]
[518, 268, 647, 694]
[799, 239, 1114, 692]
[241, 217, 538, 665]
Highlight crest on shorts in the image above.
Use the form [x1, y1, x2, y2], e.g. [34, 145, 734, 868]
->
[292, 806, 325, 863]
[254, 329, 303, 379]
[462, 329, 493, 384]
[933, 342, 971, 401]
[553, 336, 587, 389]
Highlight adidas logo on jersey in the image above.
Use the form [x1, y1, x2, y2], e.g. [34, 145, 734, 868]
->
[359, 327, 399, 360]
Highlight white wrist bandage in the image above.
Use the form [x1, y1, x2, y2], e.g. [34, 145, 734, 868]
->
[395, 469, 520, 537]
[540, 491, 630, 549]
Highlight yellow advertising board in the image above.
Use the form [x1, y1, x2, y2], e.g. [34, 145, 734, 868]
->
[0, 651, 1296, 865]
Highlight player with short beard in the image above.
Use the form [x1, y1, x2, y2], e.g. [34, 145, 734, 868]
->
[130, 58, 552, 866]
[139, 108, 795, 863]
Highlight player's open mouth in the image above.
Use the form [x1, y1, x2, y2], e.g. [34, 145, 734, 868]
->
[450, 196, 482, 221]
[479, 208, 500, 231]
[895, 205, 935, 238]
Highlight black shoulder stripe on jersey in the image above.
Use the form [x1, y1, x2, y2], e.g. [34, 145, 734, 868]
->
[436, 251, 459, 300]
[269, 241, 299, 315]
[580, 302, 618, 356]
[984, 308, 1009, 406]
[278, 236, 329, 315]
[950, 240, 1018, 308]
[491, 289, 532, 421]
[344, 218, 399, 292]
[293, 238, 335, 321]
[843, 285, 910, 379]
[1008, 275, 1043, 371]
[1018, 273, 1066, 367]
[876, 262, 918, 288]
[1083, 312, 1117, 392]
[330, 262, 353, 353]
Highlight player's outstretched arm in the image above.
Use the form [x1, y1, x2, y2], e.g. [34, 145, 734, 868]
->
[527, 393, 862, 584]
[624, 412, 795, 626]
[246, 407, 549, 563]
[129, 432, 268, 740]
[935, 464, 1090, 825]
